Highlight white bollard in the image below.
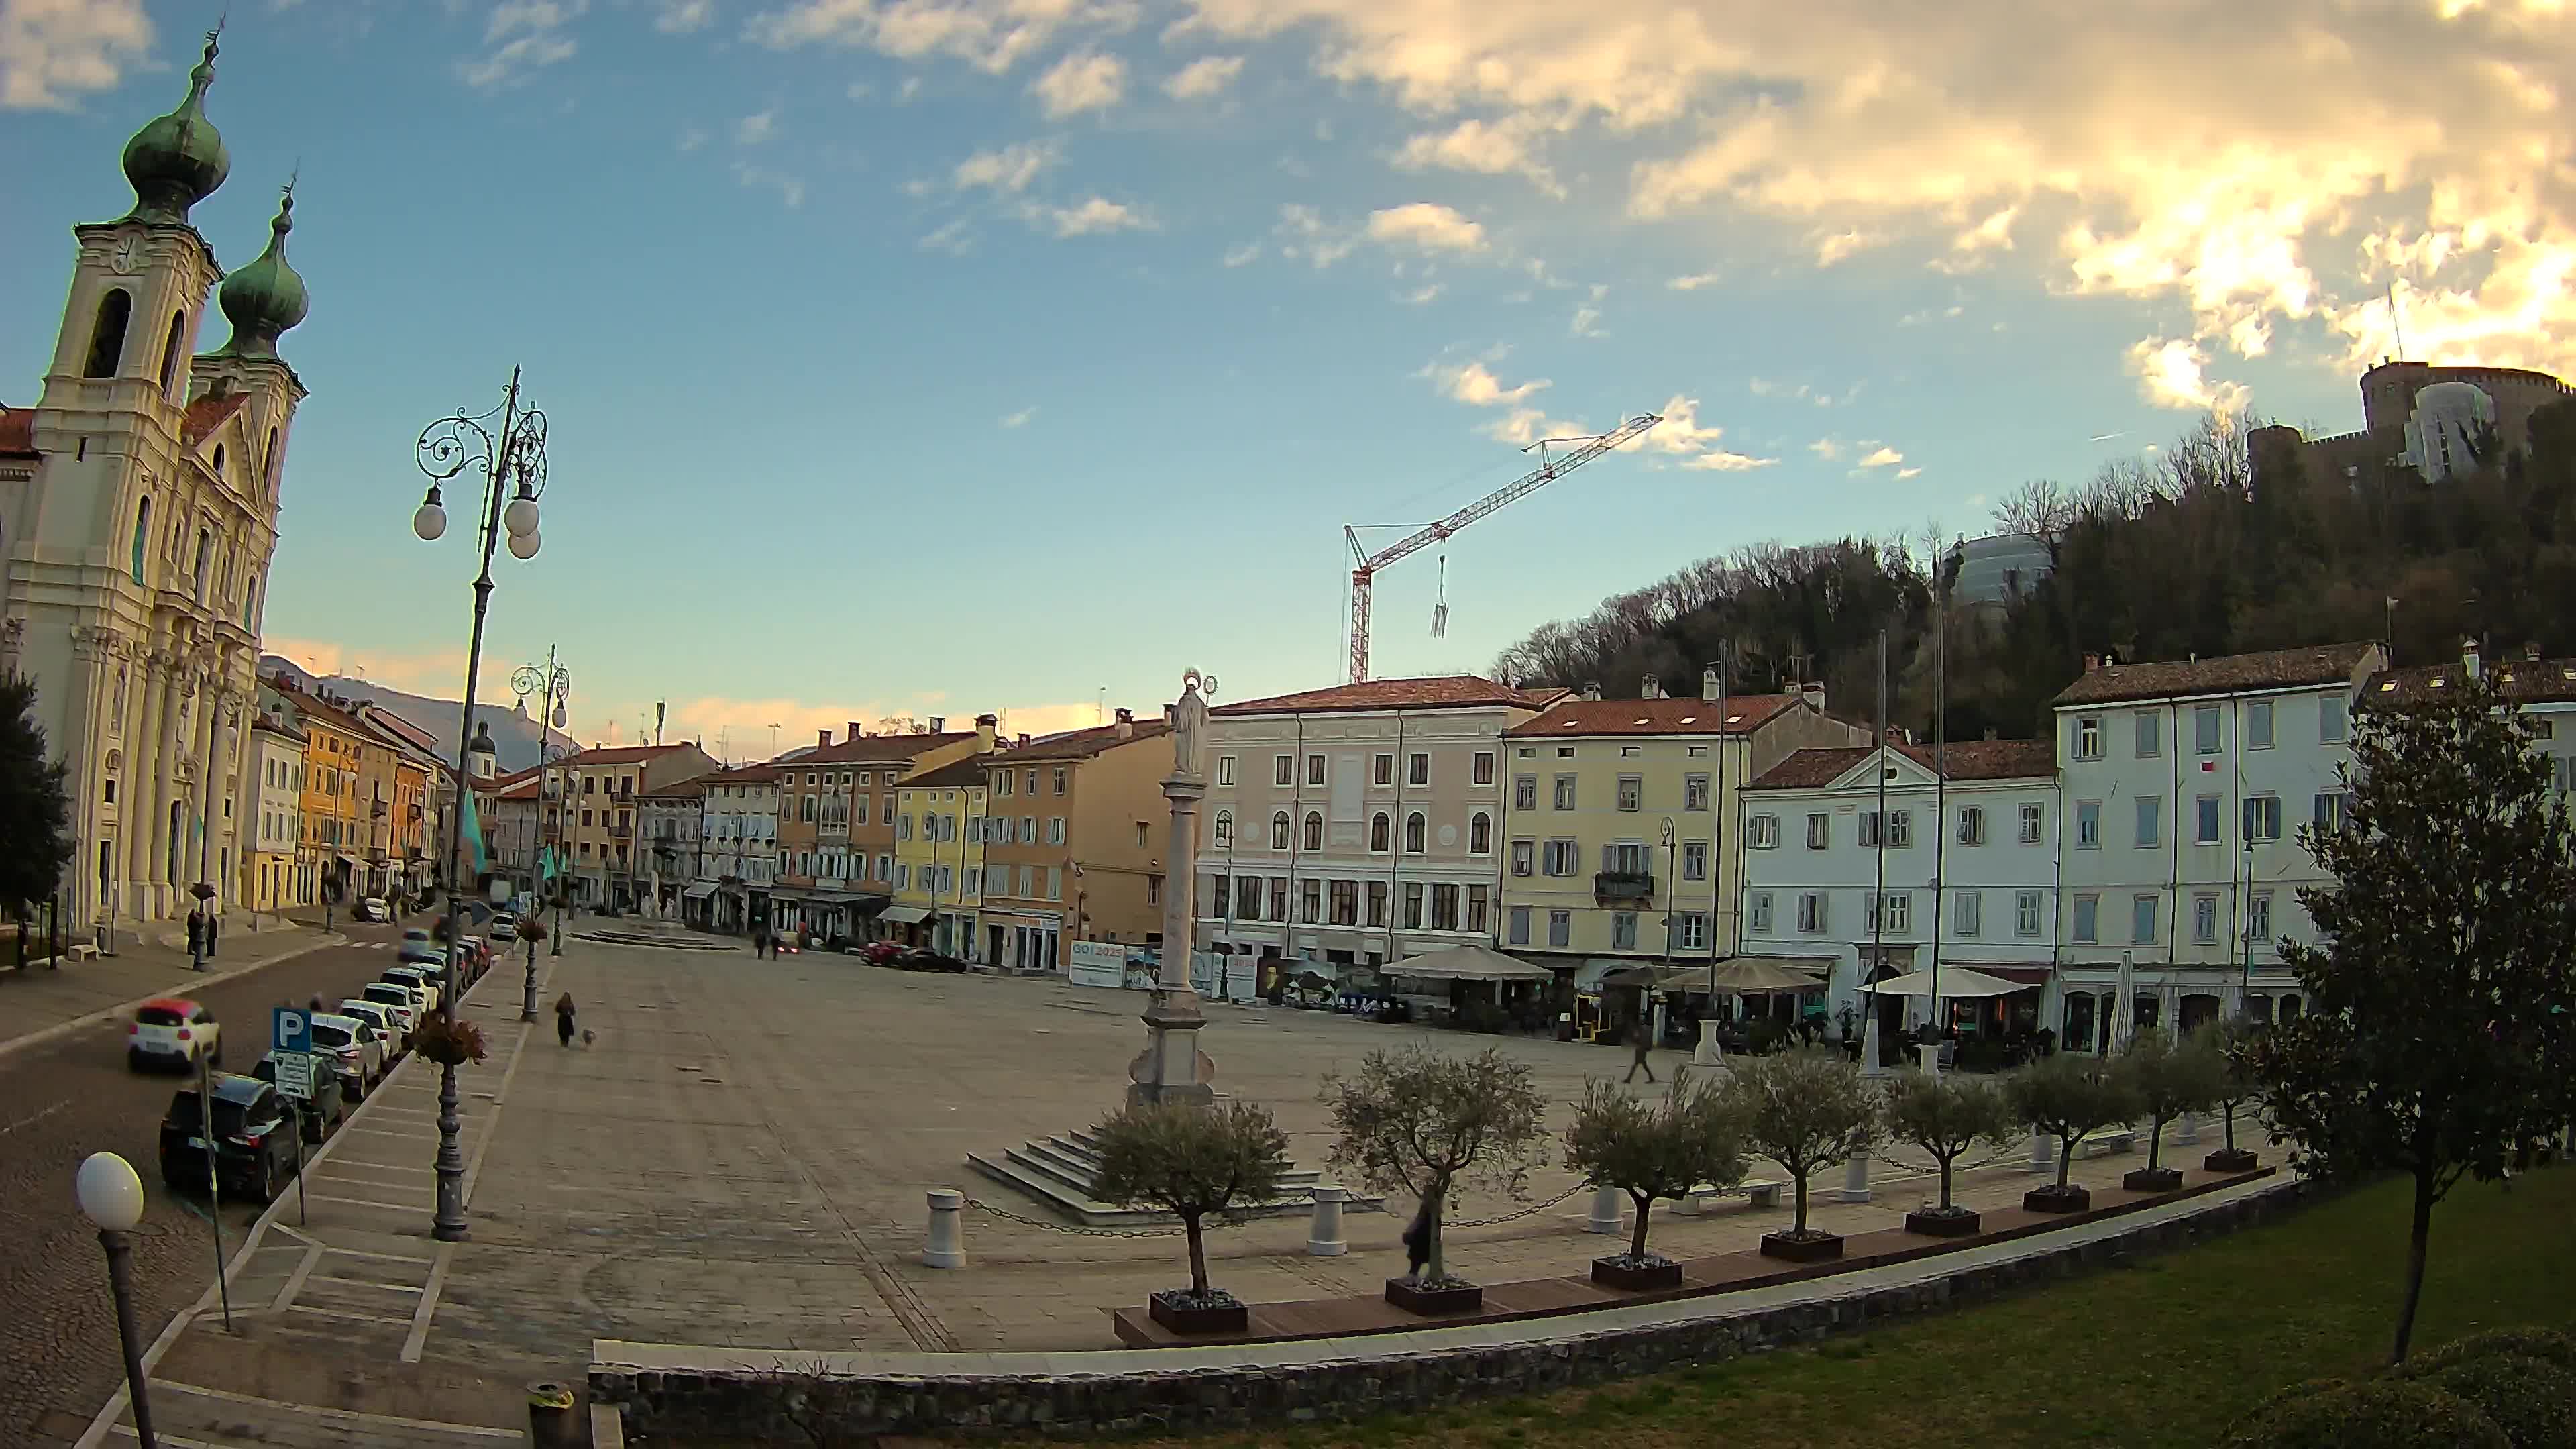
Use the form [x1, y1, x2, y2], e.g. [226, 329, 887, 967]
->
[1832, 1150, 1873, 1203]
[1306, 1184, 1348, 1256]
[1860, 1016, 1886, 1078]
[923, 1189, 967, 1269]
[1586, 1184, 1624, 1234]
[1693, 1016, 1725, 1067]
[1921, 1046, 1942, 1079]
[2024, 1125, 2053, 1174]
[2176, 1110, 2202, 1146]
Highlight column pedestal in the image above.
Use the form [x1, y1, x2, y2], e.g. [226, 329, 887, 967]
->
[1127, 991, 1215, 1108]
[1693, 1016, 1724, 1067]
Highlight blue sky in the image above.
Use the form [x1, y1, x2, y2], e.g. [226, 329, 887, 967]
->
[7, 0, 2571, 755]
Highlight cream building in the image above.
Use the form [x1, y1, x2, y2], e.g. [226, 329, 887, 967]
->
[241, 712, 307, 912]
[0, 33, 310, 936]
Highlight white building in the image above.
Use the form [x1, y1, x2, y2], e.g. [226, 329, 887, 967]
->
[694, 763, 780, 933]
[2051, 642, 2385, 1049]
[1740, 738, 2060, 1046]
[2367, 641, 2576, 790]
[239, 712, 307, 913]
[1193, 676, 1560, 971]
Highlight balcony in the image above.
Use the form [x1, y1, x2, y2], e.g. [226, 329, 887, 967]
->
[1593, 870, 1654, 902]
[608, 822, 632, 840]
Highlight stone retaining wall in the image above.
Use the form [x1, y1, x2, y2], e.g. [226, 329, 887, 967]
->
[595, 1178, 2310, 1441]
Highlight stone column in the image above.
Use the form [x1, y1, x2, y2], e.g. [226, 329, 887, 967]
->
[2024, 1124, 2054, 1173]
[1128, 672, 1215, 1109]
[1833, 1150, 1873, 1203]
[1586, 1185, 1623, 1234]
[127, 654, 168, 895]
[1306, 1185, 1348, 1256]
[183, 667, 217, 894]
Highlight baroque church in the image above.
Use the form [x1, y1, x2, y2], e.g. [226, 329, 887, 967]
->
[0, 29, 309, 935]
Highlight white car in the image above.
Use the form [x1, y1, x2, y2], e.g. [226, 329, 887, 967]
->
[355, 897, 392, 923]
[307, 1012, 386, 1095]
[337, 999, 409, 1056]
[357, 982, 427, 1035]
[490, 914, 518, 942]
[128, 998, 222, 1071]
[383, 965, 442, 1013]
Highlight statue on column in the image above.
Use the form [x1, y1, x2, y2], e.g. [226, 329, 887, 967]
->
[1170, 669, 1210, 781]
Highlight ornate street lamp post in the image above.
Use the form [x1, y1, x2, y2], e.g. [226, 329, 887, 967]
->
[511, 651, 570, 1020]
[77, 1152, 158, 1448]
[411, 368, 549, 1242]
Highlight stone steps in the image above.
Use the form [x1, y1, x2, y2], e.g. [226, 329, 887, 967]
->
[965, 1132, 1375, 1228]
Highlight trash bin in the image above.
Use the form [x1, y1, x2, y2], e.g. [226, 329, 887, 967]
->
[1556, 1011, 1575, 1042]
[527, 1381, 579, 1448]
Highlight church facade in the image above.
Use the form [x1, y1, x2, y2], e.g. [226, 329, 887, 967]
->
[0, 30, 311, 936]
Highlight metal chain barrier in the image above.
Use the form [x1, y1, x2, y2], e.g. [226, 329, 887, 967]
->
[961, 1195, 1192, 1238]
[1449, 1182, 1587, 1229]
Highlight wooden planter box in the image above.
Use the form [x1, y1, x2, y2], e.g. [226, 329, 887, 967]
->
[2204, 1148, 2259, 1173]
[1904, 1207, 1981, 1238]
[2023, 1184, 2092, 1214]
[1758, 1230, 1844, 1263]
[2122, 1167, 2184, 1193]
[1384, 1277, 1483, 1315]
[1591, 1255, 1684, 1291]
[1146, 1291, 1248, 1336]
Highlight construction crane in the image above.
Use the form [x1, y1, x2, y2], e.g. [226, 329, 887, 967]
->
[1344, 412, 1663, 683]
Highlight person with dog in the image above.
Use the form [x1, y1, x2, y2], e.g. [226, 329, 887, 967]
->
[555, 991, 578, 1047]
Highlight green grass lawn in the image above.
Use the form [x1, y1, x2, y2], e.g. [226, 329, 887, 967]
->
[1136, 1168, 2576, 1449]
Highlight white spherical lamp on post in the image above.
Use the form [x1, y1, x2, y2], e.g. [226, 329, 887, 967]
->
[76, 1152, 158, 1447]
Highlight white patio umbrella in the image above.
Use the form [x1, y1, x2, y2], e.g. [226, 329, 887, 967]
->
[1858, 965, 2028, 999]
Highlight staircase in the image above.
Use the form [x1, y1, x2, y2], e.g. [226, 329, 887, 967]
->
[967, 1128, 1383, 1227]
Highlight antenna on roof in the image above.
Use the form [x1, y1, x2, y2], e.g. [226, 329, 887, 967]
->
[2388, 280, 2408, 360]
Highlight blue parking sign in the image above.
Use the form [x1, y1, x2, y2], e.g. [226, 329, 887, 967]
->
[272, 1006, 311, 1055]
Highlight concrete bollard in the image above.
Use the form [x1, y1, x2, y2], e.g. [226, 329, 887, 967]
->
[2024, 1125, 2053, 1174]
[1585, 1184, 1623, 1234]
[2176, 1110, 2202, 1146]
[1832, 1150, 1873, 1203]
[924, 1189, 967, 1269]
[1860, 1016, 1886, 1078]
[1306, 1184, 1348, 1256]
[1921, 1046, 1942, 1079]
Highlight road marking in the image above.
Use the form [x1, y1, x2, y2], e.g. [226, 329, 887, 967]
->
[111, 1426, 250, 1448]
[315, 1159, 435, 1176]
[160, 1381, 524, 1438]
[270, 1245, 324, 1312]
[345, 1126, 435, 1139]
[0, 1099, 71, 1137]
[322, 1244, 434, 1266]
[285, 1303, 414, 1327]
[311, 1273, 424, 1293]
[308, 1193, 422, 1213]
[401, 1242, 457, 1364]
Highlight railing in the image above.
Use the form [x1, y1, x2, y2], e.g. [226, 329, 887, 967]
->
[1593, 870, 1654, 900]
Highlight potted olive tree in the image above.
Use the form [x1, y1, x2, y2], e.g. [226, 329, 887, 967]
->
[1562, 1077, 1748, 1290]
[2205, 1019, 2263, 1173]
[1089, 1100, 1291, 1335]
[1884, 1069, 2019, 1237]
[2008, 1050, 2142, 1213]
[2121, 1028, 2224, 1193]
[1323, 1044, 1549, 1314]
[1725, 1049, 1883, 1263]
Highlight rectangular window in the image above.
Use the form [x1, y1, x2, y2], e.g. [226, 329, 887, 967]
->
[2195, 704, 2222, 754]
[2135, 795, 2161, 847]
[1885, 891, 1911, 933]
[1513, 775, 1537, 810]
[1684, 774, 1710, 810]
[1234, 875, 1261, 920]
[1553, 775, 1577, 810]
[1750, 814, 1779, 849]
[1511, 839, 1534, 877]
[1216, 755, 1235, 786]
[2247, 890, 2273, 944]
[1617, 775, 1642, 812]
[2135, 710, 2162, 758]
[1330, 879, 1358, 926]
[1681, 841, 1707, 881]
[2247, 700, 2275, 750]
[1269, 877, 1287, 920]
[1749, 891, 1774, 933]
[1432, 883, 1458, 930]
[1046, 867, 1062, 900]
[1301, 879, 1322, 923]
[1859, 810, 1882, 848]
[2197, 794, 2222, 844]
[1472, 751, 1495, 786]
[1611, 911, 1638, 950]
[1049, 817, 1065, 845]
[2076, 800, 2101, 849]
[2313, 790, 2348, 834]
[1307, 754, 1327, 786]
[1806, 813, 1831, 849]
[1955, 890, 1982, 937]
[1542, 839, 1580, 875]
[1548, 910, 1571, 948]
[1368, 880, 1389, 928]
[2074, 715, 2103, 760]
[2322, 695, 2349, 743]
[1051, 767, 1067, 794]
[1888, 810, 1911, 847]
[1508, 906, 1532, 945]
[2073, 894, 2099, 943]
[1274, 755, 1294, 786]
[2019, 800, 2045, 843]
[1957, 806, 1985, 845]
[1373, 753, 1395, 786]
[2243, 794, 2283, 842]
[1797, 892, 1827, 933]
[1397, 752, 1424, 787]
[2017, 890, 2044, 937]
[1403, 881, 1424, 928]
[2193, 893, 2219, 944]
[1676, 912, 1709, 951]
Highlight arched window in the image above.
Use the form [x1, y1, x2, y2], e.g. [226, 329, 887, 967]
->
[129, 496, 152, 584]
[1302, 811, 1322, 851]
[264, 427, 280, 494]
[192, 528, 212, 603]
[158, 311, 186, 394]
[1469, 812, 1492, 855]
[1405, 812, 1426, 853]
[1370, 812, 1390, 852]
[85, 289, 133, 378]
[242, 572, 257, 627]
[211, 443, 225, 478]
[1270, 811, 1290, 850]
[1212, 810, 1232, 849]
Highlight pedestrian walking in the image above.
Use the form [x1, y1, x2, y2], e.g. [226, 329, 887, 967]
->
[185, 908, 205, 959]
[554, 991, 577, 1047]
[205, 910, 219, 959]
[308, 994, 325, 1015]
[755, 926, 769, 959]
[1624, 1016, 1658, 1085]
[1401, 1195, 1436, 1280]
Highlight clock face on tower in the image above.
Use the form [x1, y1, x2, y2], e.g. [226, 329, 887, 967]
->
[111, 235, 142, 275]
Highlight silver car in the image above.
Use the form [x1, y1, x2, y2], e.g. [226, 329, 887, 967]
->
[306, 1012, 386, 1095]
[336, 1000, 408, 1058]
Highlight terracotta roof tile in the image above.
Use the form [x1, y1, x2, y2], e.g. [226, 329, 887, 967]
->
[181, 392, 249, 449]
[902, 757, 991, 790]
[2367, 656, 2576, 706]
[1505, 695, 1801, 738]
[1213, 675, 1555, 717]
[1748, 738, 2056, 790]
[794, 730, 975, 765]
[701, 763, 783, 784]
[563, 743, 694, 767]
[0, 407, 34, 458]
[987, 719, 1171, 761]
[2051, 643, 2381, 707]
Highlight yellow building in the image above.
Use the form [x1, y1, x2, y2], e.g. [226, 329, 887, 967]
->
[283, 691, 370, 904]
[977, 709, 1172, 970]
[892, 756, 989, 957]
[241, 713, 309, 913]
[1498, 676, 1866, 975]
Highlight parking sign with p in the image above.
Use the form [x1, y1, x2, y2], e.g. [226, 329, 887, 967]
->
[272, 1006, 310, 1055]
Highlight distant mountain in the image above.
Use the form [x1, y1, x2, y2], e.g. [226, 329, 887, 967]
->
[260, 655, 575, 772]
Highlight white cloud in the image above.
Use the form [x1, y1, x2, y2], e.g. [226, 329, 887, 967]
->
[677, 125, 708, 152]
[1807, 437, 1843, 460]
[1895, 466, 1923, 478]
[733, 161, 806, 208]
[1222, 241, 1262, 267]
[1367, 201, 1487, 254]
[1423, 360, 1579, 443]
[747, 0, 1136, 75]
[1682, 448, 1777, 472]
[461, 0, 584, 88]
[1030, 195, 1152, 236]
[1000, 406, 1037, 428]
[2127, 337, 2250, 413]
[1275, 203, 1358, 268]
[655, 0, 713, 32]
[1570, 305, 1605, 337]
[1032, 49, 1125, 115]
[919, 217, 975, 252]
[1635, 393, 1776, 472]
[2, 0, 151, 109]
[1392, 116, 1561, 195]
[735, 107, 778, 144]
[1163, 53, 1242, 99]
[1402, 284, 1442, 305]
[1666, 271, 1722, 291]
[1856, 445, 1904, 468]
[1813, 228, 1883, 266]
[952, 140, 1055, 192]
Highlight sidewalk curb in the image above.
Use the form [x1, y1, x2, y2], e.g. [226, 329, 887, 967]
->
[0, 932, 347, 1067]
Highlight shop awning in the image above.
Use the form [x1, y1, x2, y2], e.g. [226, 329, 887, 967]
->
[879, 905, 932, 925]
[681, 881, 718, 901]
[1386, 944, 1550, 982]
[1703, 956, 1833, 994]
[1862, 965, 2029, 998]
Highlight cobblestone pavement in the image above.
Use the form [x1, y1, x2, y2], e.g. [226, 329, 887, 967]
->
[0, 913, 466, 1445]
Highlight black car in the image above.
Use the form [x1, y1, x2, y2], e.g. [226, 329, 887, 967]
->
[249, 1051, 346, 1143]
[158, 1074, 302, 1203]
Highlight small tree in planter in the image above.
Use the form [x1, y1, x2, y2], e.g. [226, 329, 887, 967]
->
[409, 1014, 488, 1067]
[1088, 1101, 1291, 1335]
[1724, 1049, 1883, 1262]
[2008, 1050, 2143, 1212]
[2121, 1028, 2226, 1192]
[1322, 1044, 1549, 1314]
[1562, 1077, 1748, 1290]
[2204, 1018, 2263, 1172]
[1884, 1069, 2018, 1236]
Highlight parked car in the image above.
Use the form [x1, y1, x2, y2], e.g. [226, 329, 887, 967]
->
[336, 1000, 407, 1059]
[158, 1074, 300, 1202]
[396, 928, 443, 968]
[490, 913, 517, 942]
[358, 982, 425, 1035]
[127, 998, 221, 1072]
[458, 935, 492, 978]
[355, 897, 392, 922]
[249, 1051, 346, 1142]
[383, 965, 441, 1014]
[307, 1012, 384, 1097]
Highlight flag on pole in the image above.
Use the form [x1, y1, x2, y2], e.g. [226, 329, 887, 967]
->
[458, 784, 488, 876]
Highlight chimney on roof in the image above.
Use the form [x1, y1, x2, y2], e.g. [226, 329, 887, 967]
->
[2084, 653, 2101, 674]
[974, 713, 997, 752]
[847, 721, 863, 741]
[2462, 637, 2481, 680]
[928, 716, 947, 734]
[818, 727, 833, 749]
[1017, 733, 1030, 748]
[1114, 707, 1134, 739]
[1801, 681, 1825, 714]
[1582, 680, 1603, 702]
[1641, 673, 1662, 700]
[1701, 665, 1723, 704]
[2527, 641, 2543, 663]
